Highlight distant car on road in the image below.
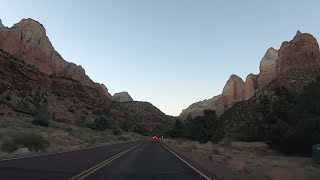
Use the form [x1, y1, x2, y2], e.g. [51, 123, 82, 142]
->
[152, 136, 158, 140]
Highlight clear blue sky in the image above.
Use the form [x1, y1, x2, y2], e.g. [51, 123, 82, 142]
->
[1, 0, 320, 116]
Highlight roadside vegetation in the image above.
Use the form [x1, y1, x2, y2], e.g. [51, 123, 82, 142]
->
[169, 110, 224, 144]
[164, 139, 320, 180]
[0, 117, 146, 159]
[169, 77, 320, 156]
[32, 107, 51, 127]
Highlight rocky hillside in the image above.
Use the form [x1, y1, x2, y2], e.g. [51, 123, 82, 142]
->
[180, 74, 256, 118]
[0, 18, 112, 98]
[112, 92, 133, 102]
[179, 95, 221, 120]
[179, 31, 319, 119]
[172, 32, 320, 155]
[0, 18, 173, 134]
[115, 101, 174, 135]
[0, 48, 117, 122]
[220, 31, 320, 149]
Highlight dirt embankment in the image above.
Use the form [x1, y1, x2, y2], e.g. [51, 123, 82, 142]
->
[164, 139, 320, 180]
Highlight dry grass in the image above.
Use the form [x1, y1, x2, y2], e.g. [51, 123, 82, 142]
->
[0, 117, 146, 159]
[164, 138, 320, 180]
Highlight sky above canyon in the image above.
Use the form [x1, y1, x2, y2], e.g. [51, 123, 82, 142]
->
[1, 0, 320, 116]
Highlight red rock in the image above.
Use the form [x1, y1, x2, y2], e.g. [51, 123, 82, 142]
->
[221, 75, 244, 110]
[277, 31, 320, 76]
[258, 47, 278, 90]
[243, 73, 258, 100]
[0, 18, 112, 98]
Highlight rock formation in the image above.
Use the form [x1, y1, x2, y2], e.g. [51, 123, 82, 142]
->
[221, 75, 245, 110]
[258, 47, 278, 90]
[243, 73, 258, 100]
[179, 75, 246, 119]
[0, 18, 111, 98]
[180, 31, 320, 119]
[179, 95, 221, 119]
[278, 31, 320, 76]
[273, 31, 320, 91]
[113, 92, 133, 102]
[0, 19, 4, 28]
[96, 83, 112, 99]
[0, 18, 174, 134]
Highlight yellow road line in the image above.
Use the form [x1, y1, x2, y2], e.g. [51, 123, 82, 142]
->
[69, 142, 143, 180]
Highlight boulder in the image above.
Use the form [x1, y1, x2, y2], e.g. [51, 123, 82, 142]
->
[13, 147, 31, 156]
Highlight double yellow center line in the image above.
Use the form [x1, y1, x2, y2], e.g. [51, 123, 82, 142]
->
[69, 142, 143, 180]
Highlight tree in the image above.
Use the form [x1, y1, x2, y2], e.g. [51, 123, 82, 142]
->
[90, 116, 116, 131]
[32, 107, 51, 127]
[170, 120, 184, 138]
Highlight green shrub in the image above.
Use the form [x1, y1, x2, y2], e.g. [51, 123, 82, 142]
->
[223, 78, 320, 156]
[90, 116, 116, 131]
[32, 107, 51, 127]
[1, 133, 50, 152]
[169, 110, 224, 144]
[119, 120, 131, 132]
[112, 128, 121, 135]
[133, 126, 150, 136]
[75, 116, 87, 128]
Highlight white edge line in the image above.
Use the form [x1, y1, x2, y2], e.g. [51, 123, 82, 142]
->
[161, 142, 212, 180]
[0, 140, 142, 162]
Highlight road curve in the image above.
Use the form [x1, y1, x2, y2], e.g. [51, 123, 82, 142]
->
[0, 140, 213, 180]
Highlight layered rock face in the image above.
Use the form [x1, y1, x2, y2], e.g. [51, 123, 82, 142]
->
[179, 75, 249, 119]
[243, 73, 258, 100]
[96, 83, 112, 99]
[278, 31, 320, 76]
[273, 31, 320, 91]
[258, 47, 278, 90]
[112, 92, 133, 102]
[116, 101, 174, 132]
[0, 19, 111, 97]
[180, 31, 320, 119]
[0, 49, 115, 122]
[221, 75, 245, 110]
[179, 95, 221, 119]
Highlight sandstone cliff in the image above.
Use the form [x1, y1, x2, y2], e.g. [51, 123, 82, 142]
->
[258, 47, 278, 90]
[180, 31, 320, 119]
[179, 75, 246, 119]
[0, 18, 111, 98]
[179, 95, 221, 119]
[273, 31, 320, 92]
[221, 75, 245, 110]
[0, 18, 173, 134]
[243, 73, 258, 100]
[112, 92, 133, 102]
[0, 49, 114, 122]
[278, 31, 320, 76]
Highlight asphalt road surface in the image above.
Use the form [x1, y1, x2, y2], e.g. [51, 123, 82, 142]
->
[0, 140, 213, 180]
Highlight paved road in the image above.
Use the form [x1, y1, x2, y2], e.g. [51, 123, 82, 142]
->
[0, 140, 212, 180]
